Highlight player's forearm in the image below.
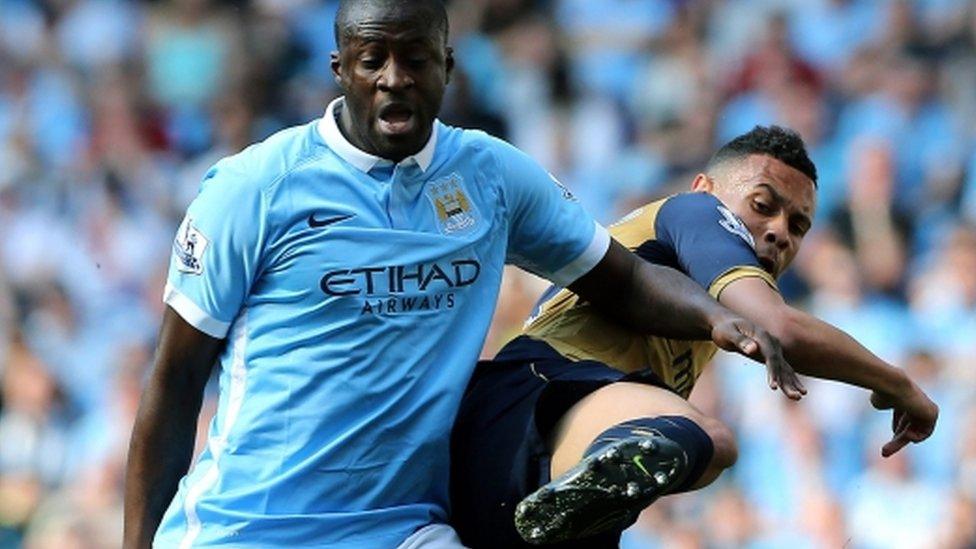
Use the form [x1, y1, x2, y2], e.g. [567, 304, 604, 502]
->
[774, 308, 910, 397]
[571, 242, 727, 340]
[719, 278, 910, 397]
[123, 370, 207, 548]
[618, 259, 733, 339]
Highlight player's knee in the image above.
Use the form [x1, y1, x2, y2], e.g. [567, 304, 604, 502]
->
[699, 417, 737, 469]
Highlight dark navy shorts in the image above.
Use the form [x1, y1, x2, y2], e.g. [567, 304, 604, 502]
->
[449, 336, 673, 548]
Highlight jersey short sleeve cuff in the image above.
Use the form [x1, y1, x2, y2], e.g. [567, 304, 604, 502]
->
[708, 266, 778, 300]
[163, 282, 231, 338]
[548, 222, 610, 287]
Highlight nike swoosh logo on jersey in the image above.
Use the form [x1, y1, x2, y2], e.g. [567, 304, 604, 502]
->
[308, 213, 355, 228]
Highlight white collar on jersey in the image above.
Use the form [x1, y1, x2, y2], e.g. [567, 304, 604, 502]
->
[318, 96, 438, 173]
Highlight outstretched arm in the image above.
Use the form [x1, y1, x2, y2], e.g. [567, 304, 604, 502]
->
[568, 239, 803, 399]
[123, 308, 224, 549]
[719, 277, 938, 456]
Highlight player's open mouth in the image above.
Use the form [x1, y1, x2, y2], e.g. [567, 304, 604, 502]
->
[378, 104, 416, 136]
[758, 257, 776, 275]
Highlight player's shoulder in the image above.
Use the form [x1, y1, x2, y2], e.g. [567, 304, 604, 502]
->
[452, 125, 504, 149]
[656, 192, 729, 230]
[443, 123, 530, 165]
[658, 192, 755, 248]
[659, 192, 724, 215]
[204, 121, 323, 196]
[602, 197, 668, 247]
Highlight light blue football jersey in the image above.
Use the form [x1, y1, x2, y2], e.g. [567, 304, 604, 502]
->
[155, 97, 610, 548]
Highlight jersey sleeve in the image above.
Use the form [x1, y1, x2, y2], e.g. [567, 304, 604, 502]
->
[163, 159, 269, 338]
[654, 193, 777, 298]
[492, 140, 610, 287]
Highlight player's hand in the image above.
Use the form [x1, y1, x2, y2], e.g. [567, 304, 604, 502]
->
[710, 316, 806, 401]
[870, 381, 938, 457]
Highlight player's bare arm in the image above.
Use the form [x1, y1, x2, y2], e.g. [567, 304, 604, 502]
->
[719, 277, 937, 456]
[569, 238, 804, 398]
[123, 308, 222, 549]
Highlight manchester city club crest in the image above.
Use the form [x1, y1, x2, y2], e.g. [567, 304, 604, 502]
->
[426, 173, 479, 235]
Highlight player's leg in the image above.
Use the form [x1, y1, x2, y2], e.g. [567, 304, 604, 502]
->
[549, 381, 736, 487]
[450, 354, 568, 548]
[515, 382, 736, 544]
[450, 339, 630, 548]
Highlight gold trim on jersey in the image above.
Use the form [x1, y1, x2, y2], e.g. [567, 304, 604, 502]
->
[709, 265, 777, 299]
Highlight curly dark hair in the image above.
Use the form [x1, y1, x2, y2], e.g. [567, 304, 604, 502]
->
[708, 125, 818, 186]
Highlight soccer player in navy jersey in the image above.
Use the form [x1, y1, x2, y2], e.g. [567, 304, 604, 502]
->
[122, 2, 795, 547]
[450, 126, 939, 547]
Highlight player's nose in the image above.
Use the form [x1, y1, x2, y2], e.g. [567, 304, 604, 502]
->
[763, 218, 790, 250]
[377, 59, 414, 91]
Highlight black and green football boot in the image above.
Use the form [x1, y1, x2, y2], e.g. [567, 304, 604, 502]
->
[514, 434, 690, 545]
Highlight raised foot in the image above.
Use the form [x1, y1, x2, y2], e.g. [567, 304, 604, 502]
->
[514, 434, 689, 545]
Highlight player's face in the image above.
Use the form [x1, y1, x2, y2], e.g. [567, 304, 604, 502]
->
[706, 155, 816, 277]
[331, 8, 453, 162]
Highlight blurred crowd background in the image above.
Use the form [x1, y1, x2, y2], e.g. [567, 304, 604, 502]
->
[1, 0, 975, 547]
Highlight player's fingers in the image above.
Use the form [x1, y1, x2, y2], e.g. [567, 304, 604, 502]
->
[906, 423, 934, 443]
[743, 326, 781, 365]
[870, 391, 893, 410]
[742, 325, 802, 401]
[882, 431, 911, 457]
[718, 322, 793, 387]
[711, 321, 759, 357]
[895, 412, 909, 434]
[792, 374, 807, 395]
[765, 361, 800, 400]
[739, 336, 759, 357]
[780, 366, 806, 392]
[780, 372, 806, 401]
[726, 320, 766, 359]
[906, 430, 927, 443]
[765, 363, 779, 390]
[797, 370, 807, 389]
[753, 334, 792, 385]
[783, 379, 803, 400]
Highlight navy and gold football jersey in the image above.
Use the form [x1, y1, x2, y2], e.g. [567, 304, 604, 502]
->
[523, 192, 778, 398]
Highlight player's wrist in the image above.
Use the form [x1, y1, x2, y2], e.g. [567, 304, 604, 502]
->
[881, 367, 914, 402]
[704, 306, 739, 336]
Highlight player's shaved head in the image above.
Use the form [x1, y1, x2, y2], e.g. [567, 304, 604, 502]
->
[330, 0, 454, 163]
[707, 125, 817, 187]
[334, 0, 449, 49]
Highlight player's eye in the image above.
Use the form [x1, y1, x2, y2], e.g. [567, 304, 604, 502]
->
[752, 200, 773, 215]
[791, 220, 811, 237]
[359, 51, 385, 69]
[397, 48, 430, 69]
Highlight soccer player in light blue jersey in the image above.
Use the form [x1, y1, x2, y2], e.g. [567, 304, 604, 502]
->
[122, 1, 795, 547]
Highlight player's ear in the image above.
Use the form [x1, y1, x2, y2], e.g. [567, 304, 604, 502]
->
[691, 173, 713, 193]
[331, 51, 342, 86]
[445, 45, 455, 84]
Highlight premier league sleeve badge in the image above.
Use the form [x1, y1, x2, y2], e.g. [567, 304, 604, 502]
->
[173, 216, 210, 275]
